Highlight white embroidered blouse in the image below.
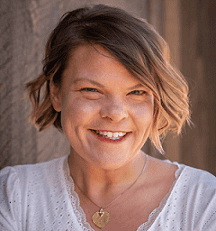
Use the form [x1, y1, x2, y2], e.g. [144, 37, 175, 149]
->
[0, 155, 216, 231]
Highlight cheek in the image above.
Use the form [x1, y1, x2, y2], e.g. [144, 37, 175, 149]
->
[131, 100, 154, 127]
[61, 95, 100, 129]
[135, 104, 154, 145]
[138, 106, 153, 129]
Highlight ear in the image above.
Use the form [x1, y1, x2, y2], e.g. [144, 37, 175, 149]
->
[49, 78, 62, 112]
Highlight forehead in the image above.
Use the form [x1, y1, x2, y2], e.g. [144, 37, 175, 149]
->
[66, 44, 121, 73]
[63, 44, 145, 87]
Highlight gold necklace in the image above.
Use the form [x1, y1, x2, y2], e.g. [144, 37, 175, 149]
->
[72, 155, 148, 229]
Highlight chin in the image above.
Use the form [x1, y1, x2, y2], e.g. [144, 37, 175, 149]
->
[87, 153, 133, 170]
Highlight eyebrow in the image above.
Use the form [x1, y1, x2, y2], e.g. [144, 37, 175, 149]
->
[128, 83, 146, 90]
[72, 78, 146, 90]
[72, 78, 105, 88]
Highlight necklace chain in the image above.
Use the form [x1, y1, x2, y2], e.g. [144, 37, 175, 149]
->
[72, 154, 148, 210]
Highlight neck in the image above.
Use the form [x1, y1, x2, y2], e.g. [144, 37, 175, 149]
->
[68, 147, 147, 205]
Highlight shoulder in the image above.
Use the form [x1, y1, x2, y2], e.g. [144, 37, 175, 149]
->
[147, 157, 216, 230]
[176, 164, 216, 209]
[169, 162, 216, 230]
[145, 155, 216, 190]
[158, 158, 216, 201]
[149, 155, 216, 188]
[0, 155, 69, 230]
[146, 155, 216, 210]
[0, 155, 68, 199]
[146, 155, 178, 186]
[175, 163, 216, 191]
[177, 165, 216, 230]
[0, 155, 67, 181]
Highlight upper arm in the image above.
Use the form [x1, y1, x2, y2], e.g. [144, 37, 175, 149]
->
[0, 167, 22, 231]
[194, 171, 216, 230]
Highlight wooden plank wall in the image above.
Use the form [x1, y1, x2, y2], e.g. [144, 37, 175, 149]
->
[145, 0, 182, 162]
[145, 0, 216, 176]
[180, 0, 216, 175]
[162, 0, 181, 163]
[1, 0, 215, 175]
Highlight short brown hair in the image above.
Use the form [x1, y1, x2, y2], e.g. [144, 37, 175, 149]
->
[25, 4, 191, 153]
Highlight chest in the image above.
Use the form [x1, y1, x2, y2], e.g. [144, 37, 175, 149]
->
[78, 181, 174, 231]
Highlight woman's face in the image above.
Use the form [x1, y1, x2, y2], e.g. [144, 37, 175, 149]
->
[53, 44, 154, 170]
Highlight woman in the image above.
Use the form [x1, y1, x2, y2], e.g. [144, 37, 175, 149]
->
[0, 4, 216, 231]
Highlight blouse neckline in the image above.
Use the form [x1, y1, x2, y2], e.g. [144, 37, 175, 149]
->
[62, 155, 185, 231]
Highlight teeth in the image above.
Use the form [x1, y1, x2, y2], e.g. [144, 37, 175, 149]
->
[113, 132, 118, 138]
[96, 130, 127, 139]
[107, 132, 112, 138]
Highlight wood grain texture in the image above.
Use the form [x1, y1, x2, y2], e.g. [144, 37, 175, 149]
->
[181, 0, 216, 175]
[162, 0, 181, 162]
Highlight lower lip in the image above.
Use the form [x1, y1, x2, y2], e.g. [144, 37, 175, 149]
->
[90, 130, 130, 142]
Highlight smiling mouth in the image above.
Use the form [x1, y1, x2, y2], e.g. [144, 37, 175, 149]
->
[90, 129, 130, 142]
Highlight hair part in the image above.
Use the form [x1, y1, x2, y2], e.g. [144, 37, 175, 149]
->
[25, 4, 191, 153]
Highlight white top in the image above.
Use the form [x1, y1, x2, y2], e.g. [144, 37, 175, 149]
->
[0, 155, 216, 231]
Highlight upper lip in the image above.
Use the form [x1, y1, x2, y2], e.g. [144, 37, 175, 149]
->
[90, 129, 131, 133]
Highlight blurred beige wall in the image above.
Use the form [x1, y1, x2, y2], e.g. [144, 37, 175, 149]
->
[0, 0, 215, 176]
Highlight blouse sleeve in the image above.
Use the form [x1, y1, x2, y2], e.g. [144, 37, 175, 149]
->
[0, 167, 22, 231]
[193, 170, 216, 230]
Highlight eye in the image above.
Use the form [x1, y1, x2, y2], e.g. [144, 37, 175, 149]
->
[129, 90, 147, 95]
[79, 87, 101, 100]
[79, 88, 100, 93]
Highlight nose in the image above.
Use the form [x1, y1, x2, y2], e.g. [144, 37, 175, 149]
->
[100, 98, 128, 122]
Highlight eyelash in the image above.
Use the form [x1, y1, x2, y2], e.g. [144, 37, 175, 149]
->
[79, 88, 146, 95]
[79, 88, 100, 93]
[129, 90, 147, 95]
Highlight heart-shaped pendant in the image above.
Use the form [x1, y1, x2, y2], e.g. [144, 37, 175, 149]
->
[92, 208, 111, 229]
